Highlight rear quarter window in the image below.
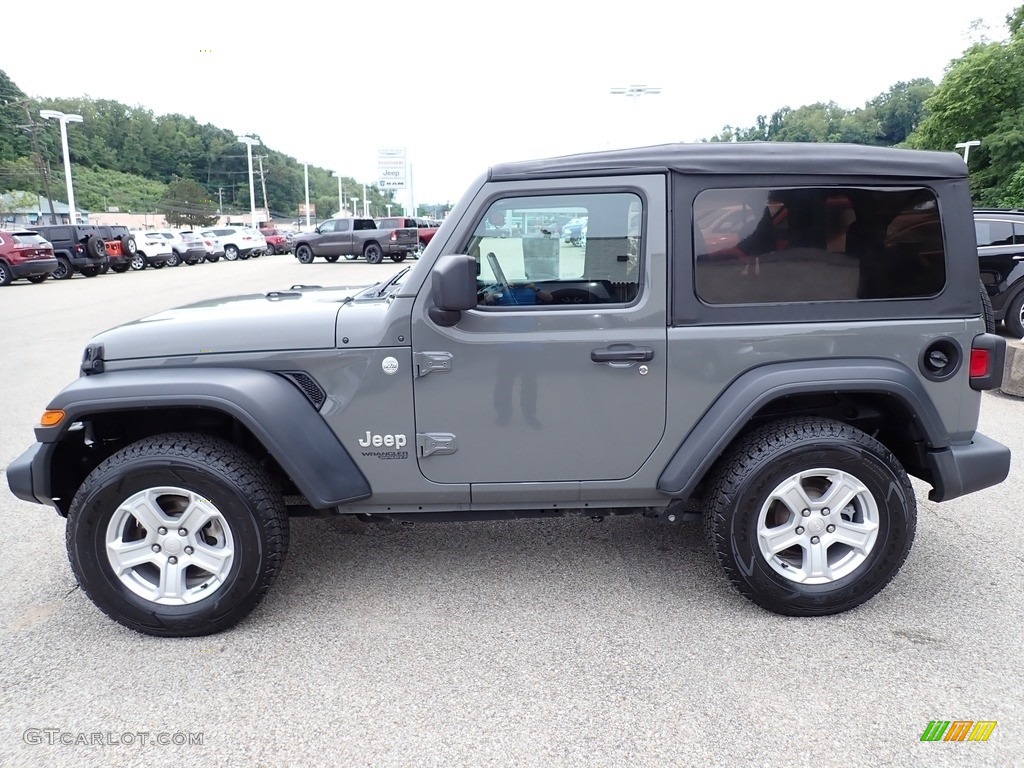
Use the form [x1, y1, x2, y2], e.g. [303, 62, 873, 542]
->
[693, 186, 946, 304]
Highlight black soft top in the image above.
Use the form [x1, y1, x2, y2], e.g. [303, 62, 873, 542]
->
[488, 142, 968, 181]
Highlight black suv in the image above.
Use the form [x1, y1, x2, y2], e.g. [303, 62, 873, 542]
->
[975, 209, 1024, 337]
[27, 224, 123, 280]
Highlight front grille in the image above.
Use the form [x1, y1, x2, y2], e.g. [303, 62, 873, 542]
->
[278, 371, 326, 409]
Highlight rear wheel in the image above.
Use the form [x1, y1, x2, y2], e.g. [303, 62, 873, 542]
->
[266, 244, 276, 255]
[205, 255, 220, 263]
[166, 252, 180, 267]
[343, 254, 358, 261]
[53, 257, 72, 280]
[364, 243, 383, 264]
[80, 266, 100, 277]
[66, 433, 288, 637]
[111, 263, 130, 273]
[130, 254, 146, 271]
[224, 245, 239, 261]
[703, 417, 915, 616]
[27, 273, 49, 284]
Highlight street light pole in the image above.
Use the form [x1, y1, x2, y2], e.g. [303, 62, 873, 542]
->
[40, 110, 84, 223]
[955, 140, 981, 166]
[609, 85, 661, 147]
[236, 135, 260, 228]
[303, 162, 311, 228]
[362, 183, 368, 218]
[332, 171, 344, 216]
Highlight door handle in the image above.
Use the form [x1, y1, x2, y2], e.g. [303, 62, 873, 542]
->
[591, 345, 654, 363]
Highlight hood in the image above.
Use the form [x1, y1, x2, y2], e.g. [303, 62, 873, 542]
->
[92, 285, 370, 361]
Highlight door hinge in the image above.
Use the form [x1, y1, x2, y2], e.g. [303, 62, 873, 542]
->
[417, 433, 457, 457]
[414, 351, 453, 377]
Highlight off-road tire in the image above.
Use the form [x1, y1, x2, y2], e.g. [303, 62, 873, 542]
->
[703, 417, 915, 617]
[66, 433, 289, 637]
[86, 235, 106, 258]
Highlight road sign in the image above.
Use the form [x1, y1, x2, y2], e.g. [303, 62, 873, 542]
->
[378, 148, 406, 190]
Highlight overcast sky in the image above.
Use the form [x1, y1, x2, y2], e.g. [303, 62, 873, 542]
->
[1, 0, 1016, 206]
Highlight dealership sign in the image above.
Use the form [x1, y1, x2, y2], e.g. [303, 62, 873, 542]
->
[378, 148, 406, 189]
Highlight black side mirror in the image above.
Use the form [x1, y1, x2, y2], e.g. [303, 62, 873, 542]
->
[429, 254, 478, 327]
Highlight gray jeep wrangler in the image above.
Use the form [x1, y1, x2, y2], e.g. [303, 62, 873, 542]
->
[6, 143, 1011, 636]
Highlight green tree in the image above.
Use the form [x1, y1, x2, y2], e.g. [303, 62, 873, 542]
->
[159, 179, 218, 227]
[870, 79, 935, 146]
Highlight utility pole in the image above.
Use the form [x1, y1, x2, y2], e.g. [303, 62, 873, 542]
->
[257, 155, 269, 224]
[217, 187, 224, 214]
[21, 104, 57, 224]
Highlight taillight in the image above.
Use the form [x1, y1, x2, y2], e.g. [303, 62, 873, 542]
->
[969, 349, 989, 378]
[74, 244, 84, 254]
[969, 334, 1005, 391]
[390, 231, 397, 241]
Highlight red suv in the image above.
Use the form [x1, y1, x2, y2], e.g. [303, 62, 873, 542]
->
[260, 227, 291, 255]
[0, 229, 58, 285]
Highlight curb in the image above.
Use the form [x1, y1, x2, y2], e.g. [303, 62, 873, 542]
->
[1001, 339, 1024, 398]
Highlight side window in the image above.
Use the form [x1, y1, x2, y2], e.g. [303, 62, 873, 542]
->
[465, 192, 643, 308]
[335, 219, 351, 232]
[319, 220, 337, 234]
[974, 219, 1013, 247]
[354, 219, 375, 231]
[694, 186, 946, 303]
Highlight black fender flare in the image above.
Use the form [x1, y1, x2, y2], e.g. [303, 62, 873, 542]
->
[37, 367, 371, 508]
[656, 358, 949, 499]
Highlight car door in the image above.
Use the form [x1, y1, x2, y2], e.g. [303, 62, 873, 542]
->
[975, 216, 1024, 318]
[409, 175, 667, 486]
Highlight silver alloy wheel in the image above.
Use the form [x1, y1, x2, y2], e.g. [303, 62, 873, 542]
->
[130, 254, 145, 270]
[757, 468, 879, 585]
[105, 486, 235, 605]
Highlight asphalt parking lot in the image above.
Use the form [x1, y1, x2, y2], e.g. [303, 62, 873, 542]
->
[1, 256, 1022, 767]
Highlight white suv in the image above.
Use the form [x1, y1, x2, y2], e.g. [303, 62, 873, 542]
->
[202, 227, 266, 261]
[127, 230, 173, 271]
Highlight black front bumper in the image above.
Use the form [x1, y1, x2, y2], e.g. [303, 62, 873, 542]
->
[5, 443, 57, 510]
[926, 432, 1011, 502]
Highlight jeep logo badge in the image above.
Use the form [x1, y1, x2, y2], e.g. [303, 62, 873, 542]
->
[382, 356, 399, 375]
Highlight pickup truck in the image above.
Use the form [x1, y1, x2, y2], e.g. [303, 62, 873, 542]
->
[293, 217, 417, 264]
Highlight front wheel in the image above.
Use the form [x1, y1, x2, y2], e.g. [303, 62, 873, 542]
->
[364, 243, 383, 264]
[703, 417, 915, 616]
[130, 254, 146, 271]
[324, 254, 339, 263]
[66, 433, 289, 637]
[1004, 289, 1024, 338]
[295, 245, 315, 264]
